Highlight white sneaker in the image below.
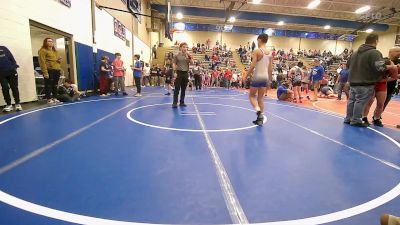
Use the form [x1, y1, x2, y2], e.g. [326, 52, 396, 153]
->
[134, 93, 140, 97]
[100, 94, 106, 97]
[15, 104, 23, 111]
[2, 105, 13, 112]
[47, 99, 55, 105]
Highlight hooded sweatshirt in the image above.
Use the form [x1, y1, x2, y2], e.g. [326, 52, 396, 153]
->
[347, 44, 386, 86]
[0, 46, 19, 72]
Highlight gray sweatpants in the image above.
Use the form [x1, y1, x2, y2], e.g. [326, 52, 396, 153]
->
[345, 85, 374, 124]
[114, 76, 125, 93]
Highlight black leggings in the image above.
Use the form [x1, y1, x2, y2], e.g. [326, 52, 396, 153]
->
[384, 80, 397, 110]
[134, 76, 141, 94]
[0, 69, 20, 105]
[194, 74, 202, 90]
[173, 71, 189, 104]
[45, 70, 61, 100]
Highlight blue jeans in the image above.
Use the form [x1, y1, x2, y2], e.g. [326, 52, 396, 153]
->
[345, 85, 374, 124]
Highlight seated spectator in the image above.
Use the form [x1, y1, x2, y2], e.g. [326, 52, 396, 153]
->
[277, 81, 294, 101]
[57, 79, 81, 102]
[319, 86, 336, 98]
[381, 214, 400, 225]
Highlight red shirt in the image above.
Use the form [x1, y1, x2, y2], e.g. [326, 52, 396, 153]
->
[224, 70, 232, 80]
[213, 70, 219, 78]
[112, 59, 124, 77]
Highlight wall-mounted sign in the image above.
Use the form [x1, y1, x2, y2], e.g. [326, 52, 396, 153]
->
[395, 34, 400, 46]
[59, 0, 71, 8]
[114, 18, 126, 41]
[128, 0, 141, 22]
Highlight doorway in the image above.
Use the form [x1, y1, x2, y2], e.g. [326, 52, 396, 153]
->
[29, 21, 74, 100]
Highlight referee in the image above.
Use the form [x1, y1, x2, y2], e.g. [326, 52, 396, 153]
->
[172, 42, 193, 108]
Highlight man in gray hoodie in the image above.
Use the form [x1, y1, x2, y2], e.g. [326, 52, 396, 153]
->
[344, 34, 398, 127]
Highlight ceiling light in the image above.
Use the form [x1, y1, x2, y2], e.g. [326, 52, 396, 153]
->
[307, 0, 321, 9]
[365, 28, 373, 33]
[252, 0, 262, 4]
[277, 21, 284, 26]
[176, 12, 183, 20]
[324, 25, 331, 29]
[228, 16, 236, 23]
[355, 5, 371, 14]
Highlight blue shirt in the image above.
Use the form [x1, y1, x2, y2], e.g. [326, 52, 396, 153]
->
[311, 65, 324, 81]
[277, 86, 288, 98]
[133, 60, 141, 77]
[339, 69, 349, 83]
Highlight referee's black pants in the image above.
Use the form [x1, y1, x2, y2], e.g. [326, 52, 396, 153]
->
[173, 71, 189, 104]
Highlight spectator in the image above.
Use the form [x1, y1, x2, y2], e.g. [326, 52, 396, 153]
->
[251, 41, 256, 51]
[310, 59, 325, 101]
[99, 56, 111, 96]
[131, 54, 142, 97]
[143, 63, 150, 86]
[152, 44, 157, 59]
[336, 63, 349, 100]
[112, 53, 127, 96]
[0, 45, 22, 112]
[57, 79, 81, 102]
[381, 214, 400, 225]
[344, 34, 397, 127]
[38, 38, 62, 104]
[277, 81, 294, 101]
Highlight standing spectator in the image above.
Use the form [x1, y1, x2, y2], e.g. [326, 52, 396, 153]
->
[38, 38, 62, 104]
[224, 68, 232, 89]
[165, 65, 173, 96]
[152, 44, 157, 59]
[112, 53, 127, 96]
[251, 41, 256, 51]
[150, 65, 158, 86]
[193, 62, 202, 90]
[0, 45, 22, 112]
[212, 69, 219, 87]
[143, 63, 150, 86]
[336, 63, 349, 100]
[383, 47, 400, 110]
[206, 38, 211, 49]
[310, 59, 324, 101]
[344, 34, 397, 127]
[99, 56, 111, 96]
[172, 42, 193, 108]
[131, 54, 142, 97]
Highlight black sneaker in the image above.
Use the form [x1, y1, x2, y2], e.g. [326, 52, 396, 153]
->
[343, 120, 350, 124]
[115, 92, 119, 96]
[123, 92, 128, 96]
[172, 103, 178, 108]
[373, 118, 384, 127]
[350, 122, 369, 128]
[179, 103, 187, 107]
[362, 117, 371, 126]
[165, 92, 171, 96]
[252, 117, 264, 126]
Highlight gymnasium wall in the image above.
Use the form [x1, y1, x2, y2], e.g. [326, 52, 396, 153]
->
[171, 31, 351, 54]
[0, 0, 92, 105]
[0, 0, 155, 105]
[352, 26, 399, 57]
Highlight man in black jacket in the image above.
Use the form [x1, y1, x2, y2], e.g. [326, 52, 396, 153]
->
[344, 34, 397, 127]
[0, 46, 22, 112]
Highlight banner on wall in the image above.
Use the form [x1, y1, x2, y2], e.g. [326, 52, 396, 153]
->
[114, 18, 126, 41]
[177, 22, 345, 41]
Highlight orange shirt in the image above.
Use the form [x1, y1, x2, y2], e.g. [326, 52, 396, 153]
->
[112, 59, 124, 77]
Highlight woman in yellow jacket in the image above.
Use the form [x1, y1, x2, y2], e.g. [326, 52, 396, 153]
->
[38, 38, 62, 104]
